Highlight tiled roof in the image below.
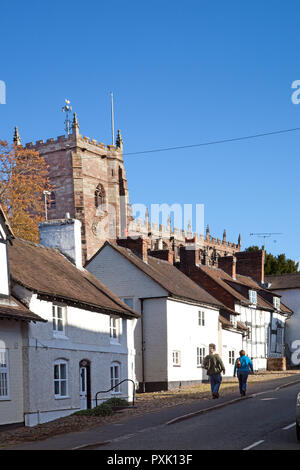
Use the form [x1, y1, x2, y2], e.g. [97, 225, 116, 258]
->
[196, 264, 288, 312]
[8, 238, 139, 318]
[100, 242, 223, 308]
[265, 273, 300, 290]
[0, 297, 45, 323]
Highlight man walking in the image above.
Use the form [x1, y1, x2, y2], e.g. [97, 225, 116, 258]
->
[203, 343, 226, 399]
[233, 350, 254, 396]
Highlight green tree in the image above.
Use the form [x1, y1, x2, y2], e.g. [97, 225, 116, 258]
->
[245, 246, 299, 275]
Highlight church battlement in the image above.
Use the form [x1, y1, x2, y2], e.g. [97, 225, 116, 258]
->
[24, 132, 122, 155]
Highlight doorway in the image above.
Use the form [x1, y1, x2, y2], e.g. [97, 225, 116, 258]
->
[79, 360, 91, 410]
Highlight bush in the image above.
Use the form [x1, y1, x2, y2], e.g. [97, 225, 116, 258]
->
[73, 403, 114, 417]
[104, 397, 129, 407]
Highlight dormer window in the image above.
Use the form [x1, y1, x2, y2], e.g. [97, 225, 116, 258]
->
[249, 290, 257, 305]
[273, 297, 281, 310]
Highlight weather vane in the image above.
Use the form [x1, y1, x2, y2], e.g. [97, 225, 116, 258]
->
[62, 99, 72, 135]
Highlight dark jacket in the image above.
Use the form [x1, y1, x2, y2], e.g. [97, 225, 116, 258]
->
[203, 353, 226, 376]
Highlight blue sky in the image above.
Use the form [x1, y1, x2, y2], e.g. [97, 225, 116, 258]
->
[1, 0, 300, 262]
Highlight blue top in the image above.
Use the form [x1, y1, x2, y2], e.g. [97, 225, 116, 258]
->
[234, 355, 254, 375]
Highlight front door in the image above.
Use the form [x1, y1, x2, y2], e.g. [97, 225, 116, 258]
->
[80, 366, 88, 410]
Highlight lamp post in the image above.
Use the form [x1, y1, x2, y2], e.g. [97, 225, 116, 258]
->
[43, 190, 51, 221]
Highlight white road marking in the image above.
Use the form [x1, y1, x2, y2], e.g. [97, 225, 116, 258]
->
[243, 440, 265, 450]
[282, 422, 296, 430]
[260, 398, 277, 401]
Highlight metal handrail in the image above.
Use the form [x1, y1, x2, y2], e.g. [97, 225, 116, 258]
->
[95, 379, 136, 407]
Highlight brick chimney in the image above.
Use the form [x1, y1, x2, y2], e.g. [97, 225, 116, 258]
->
[218, 256, 237, 279]
[235, 250, 265, 284]
[117, 236, 148, 263]
[179, 245, 200, 273]
[149, 249, 174, 264]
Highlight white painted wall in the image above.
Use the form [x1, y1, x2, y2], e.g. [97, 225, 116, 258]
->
[0, 242, 9, 297]
[0, 320, 25, 425]
[87, 245, 223, 387]
[234, 303, 287, 370]
[86, 244, 168, 385]
[12, 284, 136, 426]
[166, 299, 219, 383]
[221, 328, 243, 376]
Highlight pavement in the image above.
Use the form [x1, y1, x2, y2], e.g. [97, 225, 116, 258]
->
[6, 374, 300, 450]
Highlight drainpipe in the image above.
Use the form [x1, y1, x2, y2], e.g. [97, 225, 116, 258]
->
[141, 298, 146, 393]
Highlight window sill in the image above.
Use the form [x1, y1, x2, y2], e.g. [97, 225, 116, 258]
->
[0, 397, 11, 401]
[53, 333, 68, 340]
[110, 340, 121, 345]
[173, 365, 181, 367]
[55, 396, 70, 400]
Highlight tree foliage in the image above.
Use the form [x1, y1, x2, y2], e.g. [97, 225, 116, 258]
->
[0, 140, 53, 242]
[245, 245, 299, 275]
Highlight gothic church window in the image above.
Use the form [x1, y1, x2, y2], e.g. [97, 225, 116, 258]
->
[95, 185, 105, 210]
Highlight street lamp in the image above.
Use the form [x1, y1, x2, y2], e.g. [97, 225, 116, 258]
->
[43, 190, 51, 221]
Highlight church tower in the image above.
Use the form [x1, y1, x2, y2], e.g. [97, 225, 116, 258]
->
[25, 113, 129, 263]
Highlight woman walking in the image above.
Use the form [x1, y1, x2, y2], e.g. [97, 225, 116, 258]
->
[233, 350, 254, 396]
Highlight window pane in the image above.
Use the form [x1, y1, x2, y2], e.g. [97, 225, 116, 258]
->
[54, 380, 59, 395]
[60, 364, 66, 379]
[57, 319, 63, 331]
[60, 380, 67, 396]
[54, 365, 59, 379]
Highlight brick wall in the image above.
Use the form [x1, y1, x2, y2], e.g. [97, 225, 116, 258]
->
[236, 250, 265, 284]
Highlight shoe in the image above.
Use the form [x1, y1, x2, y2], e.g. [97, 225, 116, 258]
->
[212, 393, 217, 399]
[215, 392, 219, 399]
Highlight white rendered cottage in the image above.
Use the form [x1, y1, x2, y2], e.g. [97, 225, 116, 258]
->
[0, 206, 46, 427]
[5, 218, 139, 426]
[179, 246, 292, 371]
[85, 238, 246, 391]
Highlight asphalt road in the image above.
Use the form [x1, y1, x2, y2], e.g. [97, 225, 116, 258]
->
[96, 382, 300, 450]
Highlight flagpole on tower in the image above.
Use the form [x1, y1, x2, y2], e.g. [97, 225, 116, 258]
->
[111, 92, 114, 145]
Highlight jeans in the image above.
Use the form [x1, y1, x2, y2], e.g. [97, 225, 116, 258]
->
[209, 373, 222, 394]
[237, 370, 249, 394]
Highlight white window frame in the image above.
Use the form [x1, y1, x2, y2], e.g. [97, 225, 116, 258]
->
[230, 314, 238, 327]
[249, 290, 257, 305]
[110, 362, 121, 394]
[172, 350, 181, 367]
[273, 297, 281, 310]
[110, 316, 121, 344]
[229, 350, 235, 365]
[198, 310, 205, 326]
[54, 360, 68, 398]
[0, 349, 10, 400]
[197, 346, 206, 367]
[52, 304, 66, 337]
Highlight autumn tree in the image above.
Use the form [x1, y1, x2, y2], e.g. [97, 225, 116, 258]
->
[0, 140, 53, 242]
[246, 246, 298, 275]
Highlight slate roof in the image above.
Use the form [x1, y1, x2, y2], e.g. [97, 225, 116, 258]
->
[8, 238, 139, 319]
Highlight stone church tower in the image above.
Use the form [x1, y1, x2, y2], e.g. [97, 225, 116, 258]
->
[25, 114, 129, 262]
[23, 113, 241, 265]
